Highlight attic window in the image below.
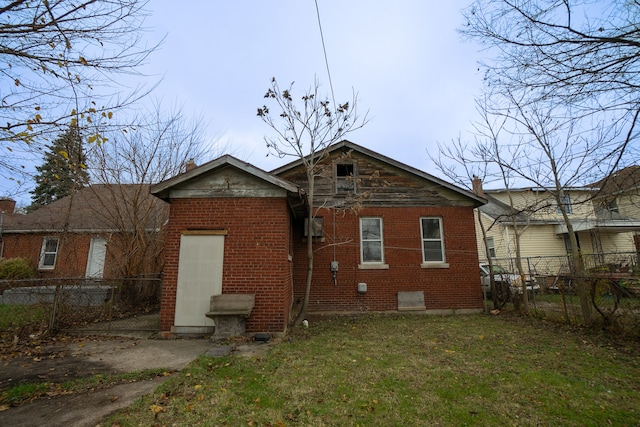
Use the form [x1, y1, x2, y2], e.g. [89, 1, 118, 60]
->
[335, 163, 355, 193]
[607, 198, 619, 213]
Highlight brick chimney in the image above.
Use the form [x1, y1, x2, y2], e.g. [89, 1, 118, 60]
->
[0, 198, 16, 214]
[472, 175, 484, 197]
[185, 158, 197, 173]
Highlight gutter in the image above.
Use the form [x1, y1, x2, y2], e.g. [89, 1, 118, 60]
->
[1, 227, 161, 234]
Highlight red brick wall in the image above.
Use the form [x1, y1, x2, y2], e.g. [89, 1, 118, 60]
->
[291, 206, 482, 312]
[1, 232, 129, 279]
[159, 197, 292, 334]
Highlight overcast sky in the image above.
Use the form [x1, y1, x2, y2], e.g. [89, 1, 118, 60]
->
[1, 1, 487, 205]
[140, 1, 484, 174]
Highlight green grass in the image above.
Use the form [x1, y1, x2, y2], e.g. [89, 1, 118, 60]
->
[108, 314, 640, 426]
[0, 369, 169, 405]
[0, 304, 48, 330]
[1, 382, 50, 404]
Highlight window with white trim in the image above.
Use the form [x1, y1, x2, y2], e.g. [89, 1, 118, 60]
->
[39, 238, 59, 270]
[486, 236, 496, 258]
[420, 217, 445, 263]
[360, 217, 384, 263]
[557, 194, 572, 214]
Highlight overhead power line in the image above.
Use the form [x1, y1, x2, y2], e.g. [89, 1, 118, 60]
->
[314, 0, 336, 107]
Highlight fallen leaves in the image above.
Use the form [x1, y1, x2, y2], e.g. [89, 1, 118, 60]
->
[149, 404, 164, 414]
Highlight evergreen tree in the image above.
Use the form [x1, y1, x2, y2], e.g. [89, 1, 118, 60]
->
[29, 125, 90, 210]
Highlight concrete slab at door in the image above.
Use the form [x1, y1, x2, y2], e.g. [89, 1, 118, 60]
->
[174, 234, 224, 333]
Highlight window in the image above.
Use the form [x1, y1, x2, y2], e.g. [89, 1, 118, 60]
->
[303, 217, 324, 238]
[486, 236, 496, 258]
[607, 198, 619, 213]
[360, 217, 384, 263]
[335, 162, 355, 193]
[420, 217, 445, 263]
[557, 194, 572, 214]
[39, 238, 59, 270]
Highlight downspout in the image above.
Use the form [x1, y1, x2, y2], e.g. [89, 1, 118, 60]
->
[332, 207, 337, 286]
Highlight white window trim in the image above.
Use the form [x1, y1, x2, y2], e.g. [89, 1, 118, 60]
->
[39, 237, 59, 270]
[420, 217, 448, 269]
[487, 236, 496, 258]
[359, 217, 388, 269]
[557, 194, 573, 215]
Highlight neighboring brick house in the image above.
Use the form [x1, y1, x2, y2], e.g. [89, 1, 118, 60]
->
[0, 185, 168, 279]
[151, 140, 486, 336]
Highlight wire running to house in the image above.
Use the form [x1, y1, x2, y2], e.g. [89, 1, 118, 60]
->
[314, 0, 337, 108]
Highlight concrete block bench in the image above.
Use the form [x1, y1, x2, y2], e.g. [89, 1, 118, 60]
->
[205, 294, 255, 338]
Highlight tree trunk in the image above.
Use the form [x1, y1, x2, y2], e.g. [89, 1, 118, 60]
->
[477, 211, 492, 312]
[559, 194, 591, 325]
[506, 190, 529, 314]
[294, 172, 315, 326]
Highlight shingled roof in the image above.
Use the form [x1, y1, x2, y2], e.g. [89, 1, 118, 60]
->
[2, 184, 168, 233]
[591, 165, 640, 196]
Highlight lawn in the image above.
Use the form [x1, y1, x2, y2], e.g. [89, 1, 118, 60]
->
[0, 304, 48, 331]
[108, 313, 640, 426]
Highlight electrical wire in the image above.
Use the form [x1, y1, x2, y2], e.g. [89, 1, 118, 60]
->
[314, 0, 337, 107]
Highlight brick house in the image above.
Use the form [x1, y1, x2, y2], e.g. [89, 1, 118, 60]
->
[0, 185, 168, 279]
[151, 141, 486, 336]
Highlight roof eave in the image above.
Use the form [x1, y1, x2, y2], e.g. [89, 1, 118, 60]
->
[150, 155, 301, 201]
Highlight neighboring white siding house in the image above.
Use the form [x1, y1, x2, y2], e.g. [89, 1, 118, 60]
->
[473, 181, 640, 275]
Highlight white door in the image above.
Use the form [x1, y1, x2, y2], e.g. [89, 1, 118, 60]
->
[86, 237, 107, 278]
[174, 234, 225, 327]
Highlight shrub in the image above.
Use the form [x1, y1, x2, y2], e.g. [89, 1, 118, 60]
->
[0, 257, 35, 280]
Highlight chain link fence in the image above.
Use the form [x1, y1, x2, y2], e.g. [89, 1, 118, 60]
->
[486, 252, 640, 336]
[0, 276, 161, 334]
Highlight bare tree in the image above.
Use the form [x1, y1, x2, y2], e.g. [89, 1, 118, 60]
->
[462, 0, 640, 179]
[89, 103, 215, 185]
[432, 137, 499, 311]
[475, 101, 533, 312]
[461, 0, 640, 324]
[433, 123, 531, 311]
[86, 103, 221, 280]
[486, 94, 628, 324]
[0, 0, 159, 184]
[257, 77, 367, 326]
